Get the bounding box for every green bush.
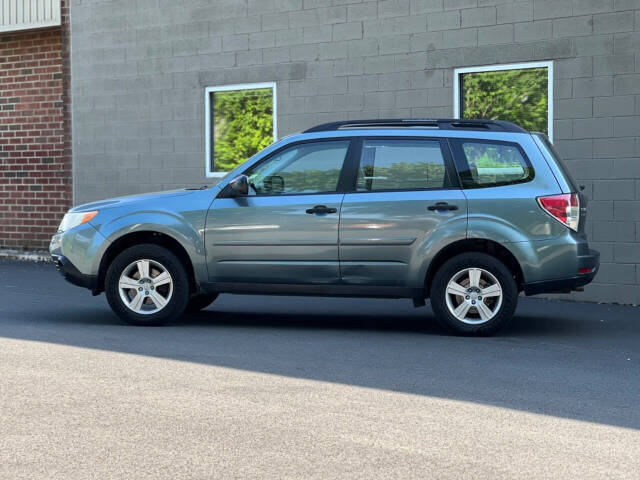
[461,68,548,135]
[213,88,274,172]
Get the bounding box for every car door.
[205,139,353,285]
[339,137,468,287]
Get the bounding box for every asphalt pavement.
[0,259,639,479]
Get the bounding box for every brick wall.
[70,0,640,304]
[0,0,71,251]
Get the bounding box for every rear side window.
[356,139,450,191]
[450,139,534,188]
[535,133,579,192]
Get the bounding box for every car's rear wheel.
[105,244,190,326]
[430,252,517,336]
[185,293,219,313]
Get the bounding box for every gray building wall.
[70,0,640,304]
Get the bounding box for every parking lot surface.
[1,259,639,479]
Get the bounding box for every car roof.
[303,118,527,134]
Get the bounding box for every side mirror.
[227,174,249,197]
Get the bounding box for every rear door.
[339,137,468,287]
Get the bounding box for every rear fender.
[466,217,584,283]
[410,216,468,287]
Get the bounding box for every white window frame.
[453,61,554,142]
[205,82,277,178]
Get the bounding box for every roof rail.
[303,118,527,134]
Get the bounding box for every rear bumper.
[52,254,98,292]
[523,249,600,295]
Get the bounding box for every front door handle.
[306,205,337,215]
[427,202,459,211]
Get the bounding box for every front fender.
[92,210,207,285]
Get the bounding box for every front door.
[205,139,352,285]
[339,138,468,287]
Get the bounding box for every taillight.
[537,193,580,231]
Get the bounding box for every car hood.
[70,188,210,212]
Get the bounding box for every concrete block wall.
[70,0,640,304]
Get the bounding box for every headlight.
[58,211,98,233]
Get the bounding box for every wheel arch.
[97,231,198,295]
[424,238,524,297]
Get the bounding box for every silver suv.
[50,119,599,335]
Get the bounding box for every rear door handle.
[306,205,337,215]
[427,202,458,211]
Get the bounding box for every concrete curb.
[0,249,52,262]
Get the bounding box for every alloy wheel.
[445,267,503,324]
[118,259,173,315]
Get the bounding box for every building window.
[205,83,277,177]
[453,62,553,141]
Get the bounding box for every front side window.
[454,62,552,141]
[356,139,449,192]
[450,139,534,188]
[206,83,276,176]
[245,140,350,195]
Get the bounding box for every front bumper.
[49,222,106,293]
[51,254,99,292]
[523,249,600,295]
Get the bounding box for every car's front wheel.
[430,252,518,336]
[105,244,190,326]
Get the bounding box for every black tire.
[184,293,219,313]
[105,244,190,326]
[429,252,518,336]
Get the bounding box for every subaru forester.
[50,119,599,335]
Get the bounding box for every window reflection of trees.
[461,68,548,135]
[358,162,446,191]
[246,142,349,195]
